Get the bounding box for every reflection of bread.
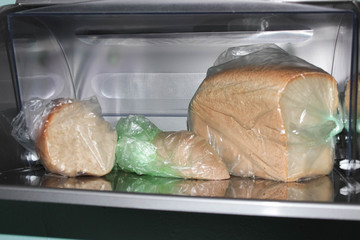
[286,176,333,201]
[42,175,112,191]
[190,65,338,182]
[226,176,332,201]
[110,172,229,197]
[36,100,117,177]
[153,131,230,180]
[176,179,229,197]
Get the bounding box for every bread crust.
[36,102,70,175]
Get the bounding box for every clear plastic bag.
[11,97,117,177]
[11,98,55,154]
[114,115,230,180]
[188,44,343,182]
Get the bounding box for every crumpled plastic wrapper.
[188,44,343,182]
[114,115,229,180]
[11,97,117,177]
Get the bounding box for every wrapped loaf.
[115,115,230,180]
[12,97,117,177]
[189,44,343,182]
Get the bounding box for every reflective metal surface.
[15,0,354,5]
[0,168,338,201]
[0,166,360,220]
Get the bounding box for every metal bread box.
[0,0,359,221]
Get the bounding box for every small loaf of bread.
[36,99,117,177]
[115,115,230,180]
[189,45,342,182]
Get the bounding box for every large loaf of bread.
[189,45,341,182]
[36,99,117,177]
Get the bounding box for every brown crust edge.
[35,102,72,176]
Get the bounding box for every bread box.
[0,0,359,222]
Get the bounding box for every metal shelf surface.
[0,167,360,221]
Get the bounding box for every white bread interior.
[36,100,117,177]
